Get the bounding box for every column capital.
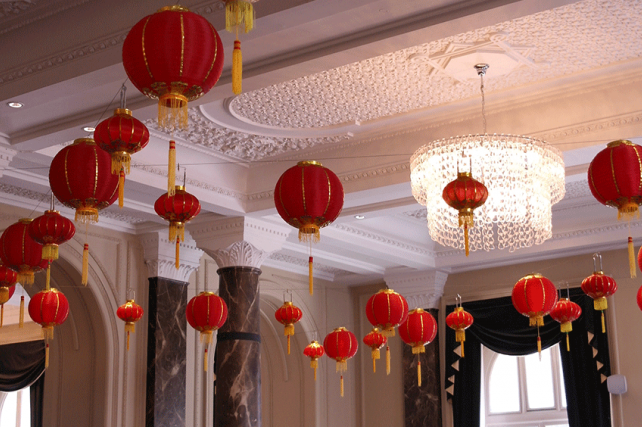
[139,229,203,282]
[384,269,448,310]
[206,240,270,269]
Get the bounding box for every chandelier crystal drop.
[410,65,565,253]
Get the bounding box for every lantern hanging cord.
[476,64,489,135]
[89,77,130,134]
[26,189,52,220]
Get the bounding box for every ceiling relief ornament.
[144,109,350,161]
[0,1,36,18]
[230,0,642,129]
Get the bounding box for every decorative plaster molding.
[550,220,642,242]
[0,1,37,19]
[384,270,448,309]
[539,111,642,142]
[140,230,203,282]
[267,252,348,276]
[562,180,592,200]
[332,223,433,256]
[0,0,89,35]
[207,240,270,269]
[0,182,47,202]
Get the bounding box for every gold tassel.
[601,311,606,333]
[118,168,125,208]
[204,347,208,372]
[82,243,89,285]
[287,334,291,355]
[1,304,3,328]
[386,345,391,375]
[45,264,51,291]
[125,323,135,351]
[309,256,313,296]
[537,335,542,359]
[311,359,318,381]
[461,340,465,358]
[464,223,470,256]
[168,141,176,196]
[19,296,24,328]
[373,356,376,373]
[232,39,242,95]
[629,237,636,278]
[45,343,49,369]
[126,331,131,351]
[340,375,344,397]
[417,359,422,387]
[566,333,570,352]
[175,236,180,270]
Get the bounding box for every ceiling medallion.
[410,64,565,253]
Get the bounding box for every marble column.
[385,270,448,427]
[141,230,203,427]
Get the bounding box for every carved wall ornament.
[208,240,271,269]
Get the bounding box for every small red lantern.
[0,219,48,286]
[186,291,228,371]
[28,288,69,368]
[323,327,358,397]
[155,185,201,269]
[512,273,558,355]
[95,108,150,208]
[117,299,144,351]
[303,340,324,381]
[274,161,344,295]
[446,305,474,357]
[29,210,76,290]
[399,308,438,387]
[550,298,582,352]
[0,284,15,328]
[581,254,617,333]
[363,328,387,373]
[442,171,488,256]
[588,140,642,277]
[0,266,18,328]
[274,301,303,355]
[637,286,642,311]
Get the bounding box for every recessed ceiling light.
[7,102,23,108]
[83,126,95,132]
[355,215,365,220]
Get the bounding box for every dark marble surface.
[215,267,262,427]
[402,308,442,427]
[146,277,188,427]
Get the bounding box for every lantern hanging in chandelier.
[511,273,558,357]
[365,288,408,375]
[363,328,387,373]
[588,139,642,278]
[445,296,474,357]
[0,219,48,286]
[410,64,565,254]
[303,340,324,381]
[323,327,358,397]
[581,253,617,334]
[398,308,438,387]
[274,299,303,355]
[186,291,228,371]
[117,298,144,351]
[274,161,344,295]
[221,0,258,94]
[550,297,581,352]
[28,288,69,368]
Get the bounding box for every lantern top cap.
[114,108,132,117]
[332,326,348,333]
[454,306,464,313]
[378,288,398,295]
[457,171,472,178]
[18,218,33,224]
[607,139,634,148]
[125,299,136,304]
[410,307,425,314]
[297,160,322,167]
[281,301,294,307]
[73,137,95,146]
[157,5,190,13]
[308,340,321,346]
[44,210,60,215]
[198,291,217,297]
[520,273,544,280]
[175,185,186,192]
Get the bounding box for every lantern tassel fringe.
[18,271,34,286]
[299,226,320,243]
[336,360,347,373]
[42,245,59,261]
[381,328,396,338]
[412,345,426,355]
[159,99,188,132]
[82,243,89,286]
[75,209,99,224]
[386,345,391,375]
[111,154,132,175]
[225,1,254,33]
[168,141,176,196]
[629,237,636,278]
[118,168,125,209]
[232,39,242,95]
[19,296,24,328]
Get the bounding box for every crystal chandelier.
[410,64,565,253]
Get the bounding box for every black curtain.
[445,288,611,427]
[0,340,46,427]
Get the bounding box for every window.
[0,388,31,427]
[481,344,568,427]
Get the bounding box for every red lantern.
[442,171,488,256]
[0,219,48,286]
[581,254,617,334]
[122,5,224,131]
[365,289,409,337]
[28,288,69,368]
[511,273,558,355]
[323,327,358,397]
[550,298,582,352]
[117,299,144,351]
[274,301,303,355]
[399,308,437,387]
[363,328,387,373]
[0,283,15,328]
[588,140,642,277]
[154,185,201,269]
[446,306,474,357]
[0,266,18,328]
[221,0,257,94]
[95,108,150,208]
[637,285,642,311]
[186,291,228,371]
[274,161,344,295]
[29,210,76,290]
[303,340,324,381]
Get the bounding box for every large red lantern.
[0,219,48,286]
[588,140,642,277]
[581,254,617,334]
[446,305,474,357]
[442,171,488,256]
[512,273,558,355]
[399,308,438,386]
[154,185,201,269]
[95,108,150,208]
[323,327,358,397]
[186,291,228,371]
[117,299,144,351]
[363,328,387,373]
[274,161,344,295]
[0,266,18,328]
[28,288,69,368]
[303,340,324,381]
[122,5,224,131]
[29,210,75,290]
[550,298,582,352]
[274,301,303,355]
